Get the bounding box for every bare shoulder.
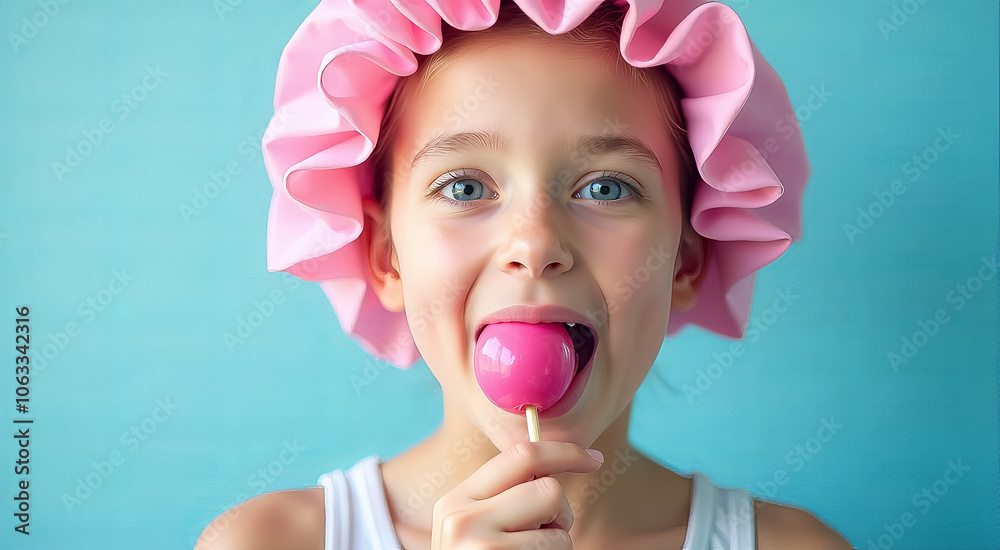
[195,487,326,550]
[754,499,854,550]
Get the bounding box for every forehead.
[390,35,674,167]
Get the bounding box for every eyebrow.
[410,129,510,170]
[408,128,662,173]
[564,134,663,173]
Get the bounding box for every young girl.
[199,0,852,548]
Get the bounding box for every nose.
[496,191,573,278]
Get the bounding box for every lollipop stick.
[526,405,541,442]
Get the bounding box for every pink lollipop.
[474,322,576,441]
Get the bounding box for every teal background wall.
[1,1,996,548]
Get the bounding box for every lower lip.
[537,348,595,419]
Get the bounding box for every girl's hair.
[370,0,699,236]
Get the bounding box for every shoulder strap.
[683,473,756,550]
[317,456,400,550]
[318,469,353,550]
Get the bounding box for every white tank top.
[318,455,756,549]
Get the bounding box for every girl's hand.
[431,441,604,549]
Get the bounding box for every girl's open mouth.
[536,322,598,419]
[562,322,596,376]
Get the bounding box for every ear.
[361,196,404,312]
[671,224,708,311]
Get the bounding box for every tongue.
[474,322,577,414]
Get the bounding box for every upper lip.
[475,305,598,343]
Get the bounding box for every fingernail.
[586,448,604,463]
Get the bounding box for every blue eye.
[578,178,632,201]
[428,169,644,207]
[428,169,497,205]
[444,178,486,201]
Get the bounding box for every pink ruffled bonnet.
[262,0,810,367]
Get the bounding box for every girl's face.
[367,36,703,449]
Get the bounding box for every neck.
[381,402,689,543]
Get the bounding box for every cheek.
[393,221,480,353]
[600,227,678,381]
[600,223,676,309]
[398,221,482,284]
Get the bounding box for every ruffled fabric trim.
[262,0,810,367]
